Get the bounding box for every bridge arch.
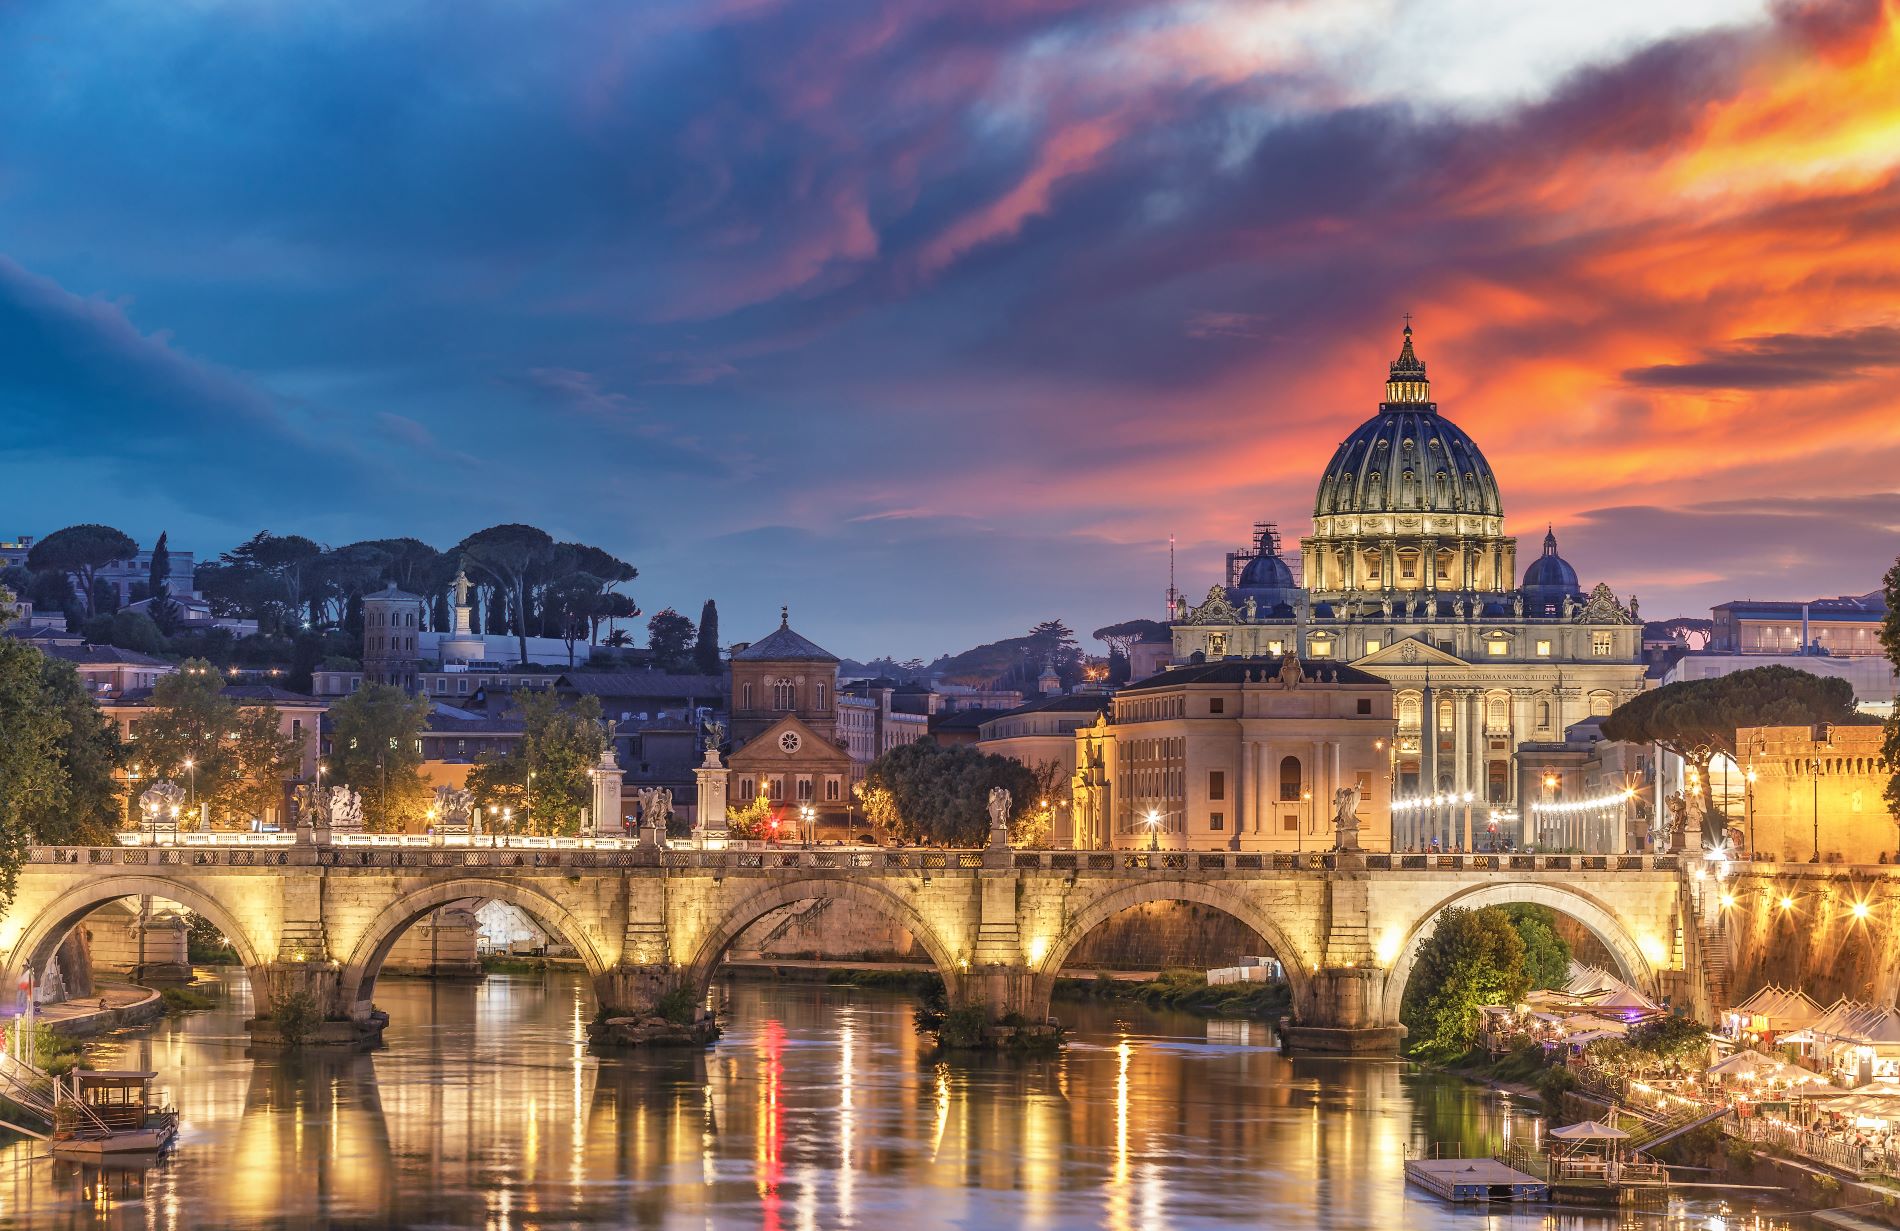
[684,877,965,1005]
[338,878,611,1019]
[3,874,270,1002]
[1029,879,1316,1018]
[1378,881,1658,1024]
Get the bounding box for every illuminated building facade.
[1170,325,1648,826]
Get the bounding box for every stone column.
[588,746,624,838]
[1421,538,1438,592]
[1235,736,1251,849]
[692,748,731,847]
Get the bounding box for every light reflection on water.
[0,971,1804,1230]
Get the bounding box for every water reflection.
[0,971,1803,1230]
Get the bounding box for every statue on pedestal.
[139,781,188,833]
[986,787,1011,848]
[432,786,474,833]
[1332,786,1363,852]
[328,786,365,835]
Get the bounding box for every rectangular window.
[1356,698,1372,715]
[1487,640,1507,656]
[1364,639,1381,655]
[1592,631,1612,657]
[825,777,841,801]
[1208,770,1225,801]
[1209,697,1225,715]
[769,777,784,800]
[1283,813,1299,832]
[1535,640,1551,657]
[739,778,754,799]
[1209,812,1224,831]
[1267,640,1284,656]
[796,777,813,801]
[1309,641,1333,658]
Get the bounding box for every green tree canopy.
[861,740,1038,846]
[0,638,70,905]
[27,524,138,619]
[1500,904,1572,991]
[1601,665,1861,844]
[326,683,433,832]
[1400,905,1530,1060]
[457,524,554,664]
[465,691,609,835]
[135,660,305,827]
[646,608,696,671]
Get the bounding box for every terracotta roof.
[556,671,727,699]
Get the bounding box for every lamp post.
[799,803,815,848]
[1808,757,1822,864]
[1300,789,1312,853]
[526,770,535,833]
[183,758,197,807]
[1144,808,1160,852]
[1744,767,1757,860]
[1541,772,1559,850]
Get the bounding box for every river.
[0,969,1807,1230]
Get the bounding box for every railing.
[31,843,1704,875]
[1723,1116,1900,1180]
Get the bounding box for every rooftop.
[732,610,839,663]
[1120,657,1387,692]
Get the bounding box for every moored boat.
[50,1070,178,1159]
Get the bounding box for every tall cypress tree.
[485,585,509,635]
[146,531,179,634]
[694,599,721,674]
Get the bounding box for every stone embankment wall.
[728,896,1265,971]
[383,907,482,975]
[1724,867,1900,1006]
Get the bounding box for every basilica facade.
[1168,325,1647,832]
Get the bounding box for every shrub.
[655,986,698,1026]
[161,986,217,1013]
[936,1005,990,1049]
[268,990,322,1047]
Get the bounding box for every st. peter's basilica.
[1168,325,1646,819]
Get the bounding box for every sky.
[2,0,1898,661]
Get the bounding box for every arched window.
[1486,694,1508,730]
[1398,693,1420,729]
[773,679,795,710]
[1537,701,1551,728]
[1588,691,1614,717]
[1279,755,1303,802]
[816,682,828,711]
[1438,698,1454,733]
[742,682,753,710]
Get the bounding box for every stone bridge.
[0,842,1698,1052]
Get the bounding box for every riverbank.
[27,981,165,1038]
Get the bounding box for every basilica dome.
[1312,326,1502,521]
[1298,324,1518,596]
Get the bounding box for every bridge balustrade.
[24,843,1702,875]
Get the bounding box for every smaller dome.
[1239,552,1294,590]
[1522,526,1581,592]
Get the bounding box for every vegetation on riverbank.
[27,1024,87,1076]
[161,985,218,1013]
[1401,904,1572,1060]
[823,968,945,993]
[480,954,580,974]
[1056,969,1293,1020]
[186,913,240,965]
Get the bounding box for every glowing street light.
[1144,808,1161,852]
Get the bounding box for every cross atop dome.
[1383,319,1432,408]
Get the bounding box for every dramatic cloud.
[0,0,1894,656]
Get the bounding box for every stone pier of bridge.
[0,843,1695,1053]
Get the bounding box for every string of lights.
[1392,792,1476,812]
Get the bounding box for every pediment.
[1353,636,1468,668]
[728,714,851,767]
